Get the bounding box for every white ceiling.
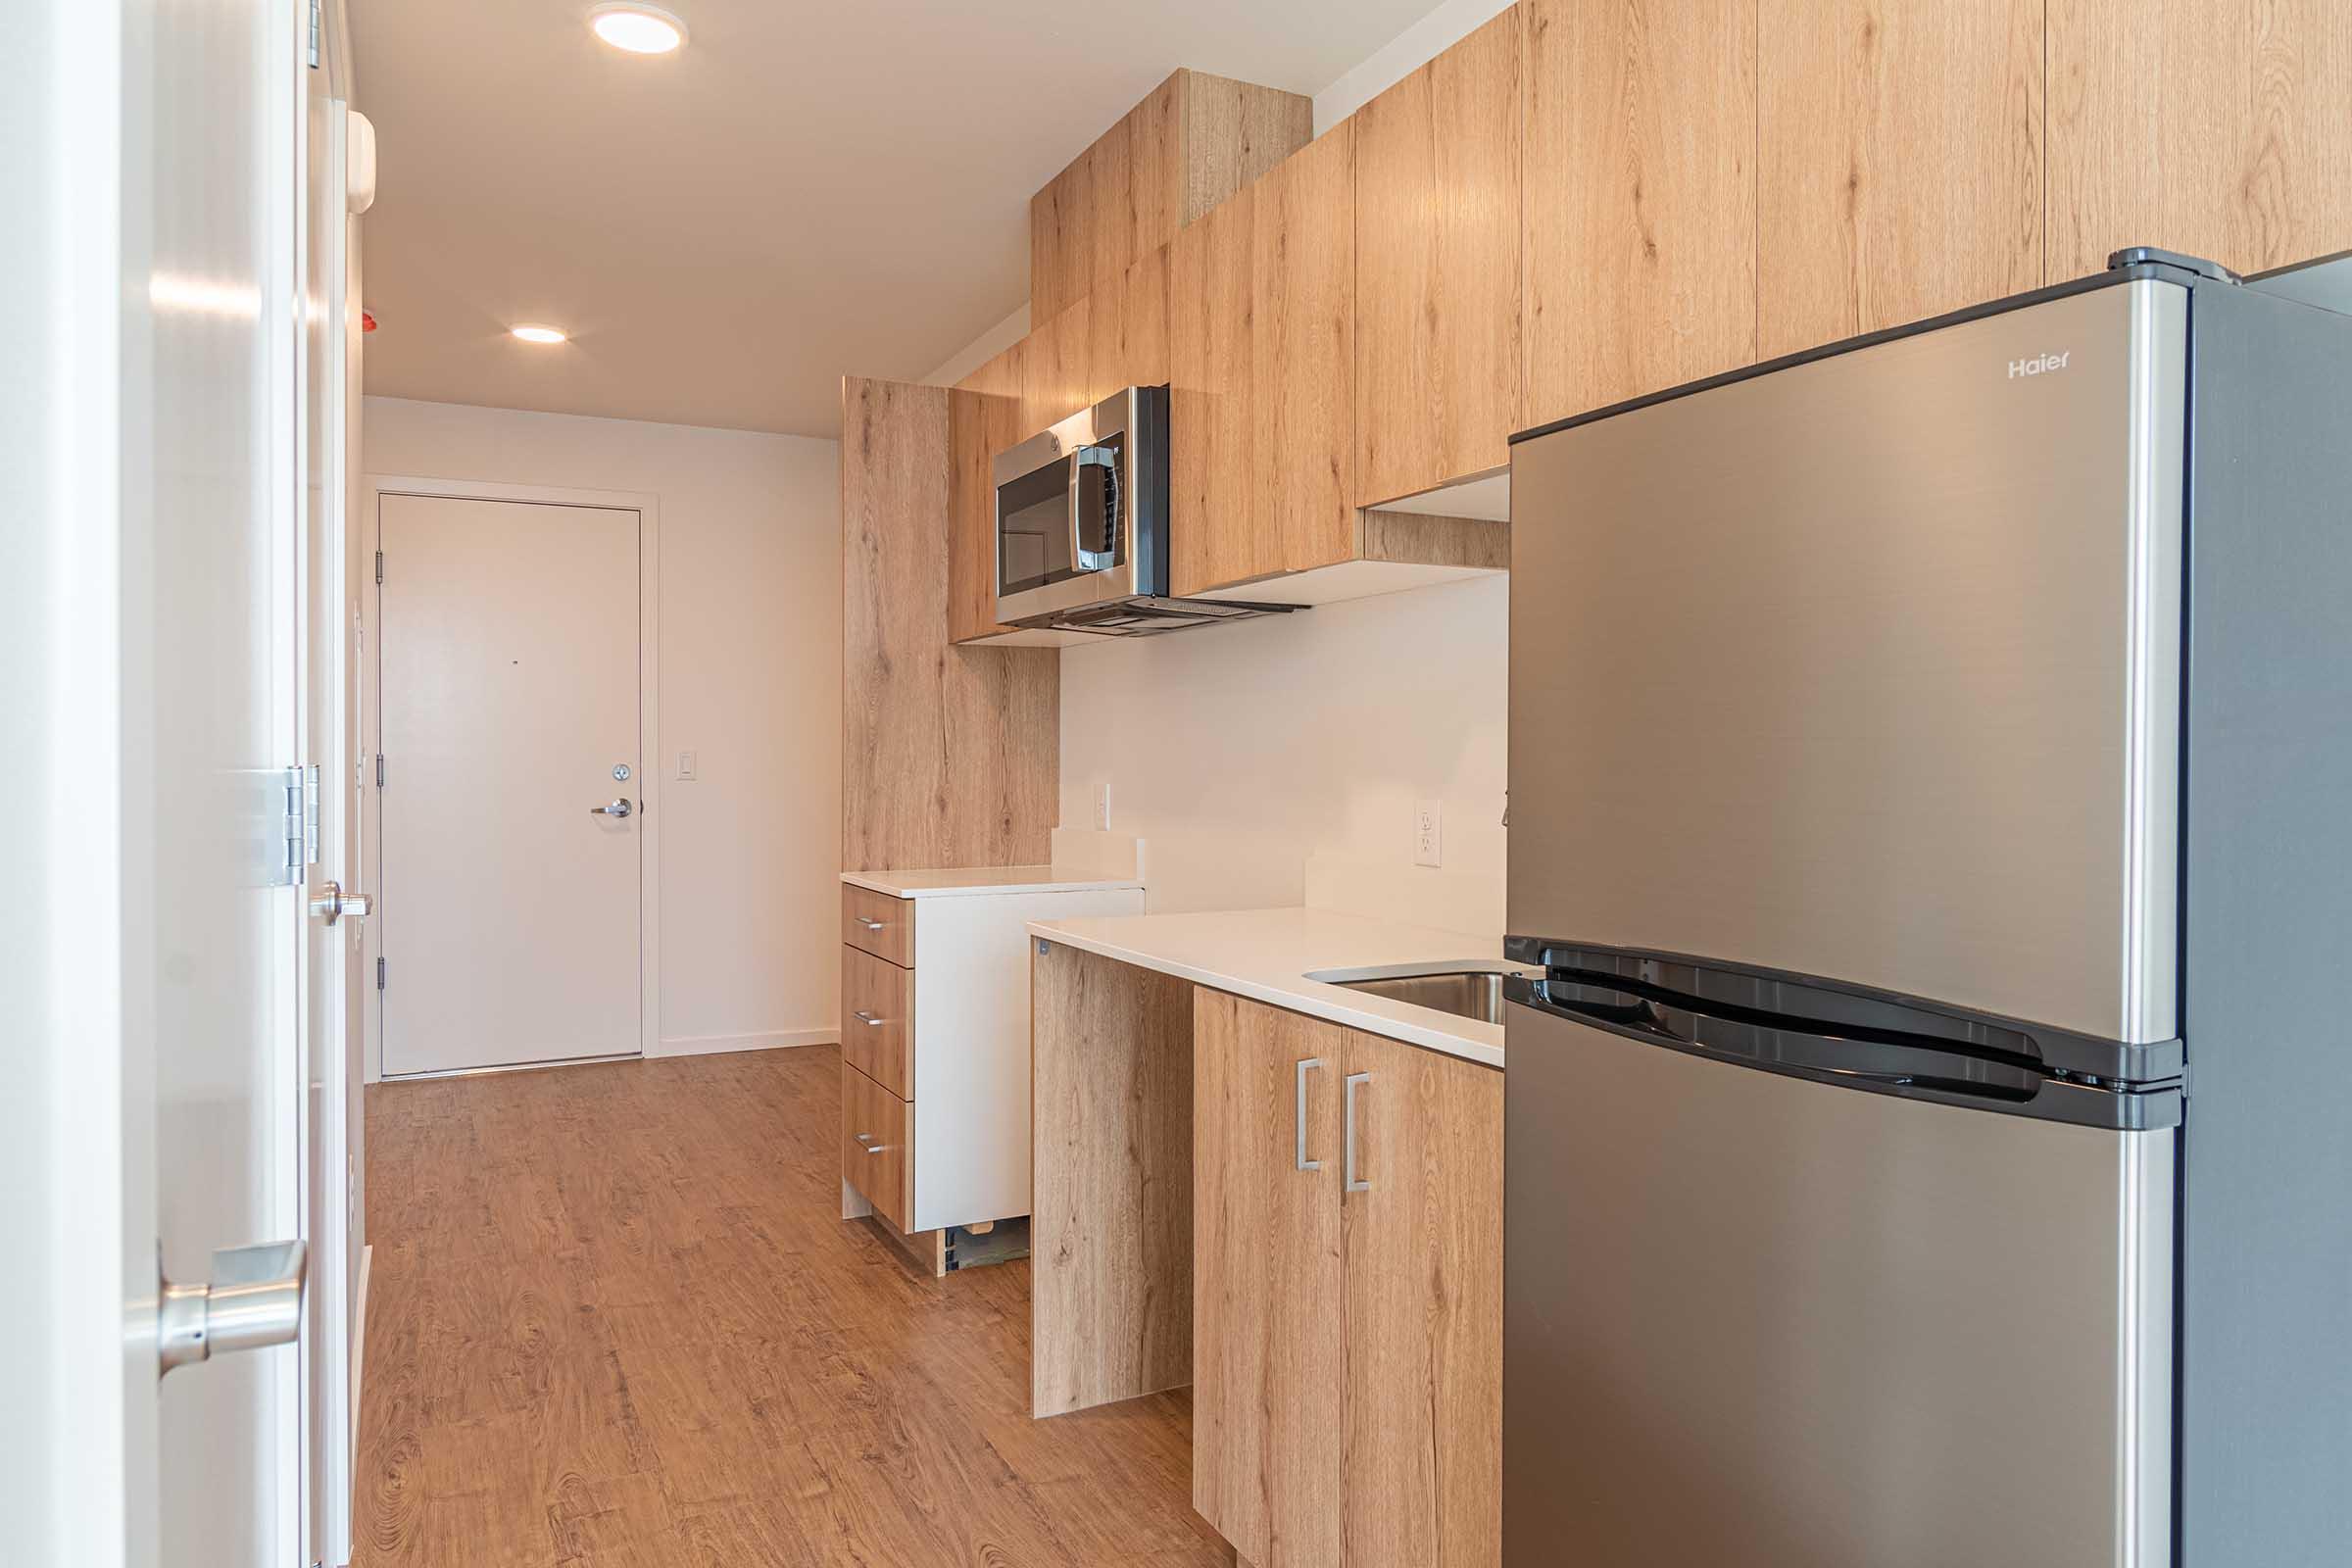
[351,0,1438,438]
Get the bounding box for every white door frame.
[360,473,662,1082]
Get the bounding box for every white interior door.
[376,494,645,1075]
[127,0,312,1558]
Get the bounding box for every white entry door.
[376,494,646,1075]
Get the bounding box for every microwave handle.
[1070,447,1120,573]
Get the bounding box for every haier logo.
[2008,351,2071,379]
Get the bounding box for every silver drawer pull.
[863,1144,890,1156]
[853,1010,885,1027]
[1344,1072,1371,1193]
[1295,1057,1325,1172]
[855,916,887,930]
[854,1132,872,1143]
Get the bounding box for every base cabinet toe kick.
[1029,941,1503,1567]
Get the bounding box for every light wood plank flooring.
[356,1046,1228,1566]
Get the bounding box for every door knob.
[157,1239,306,1377]
[590,798,634,818]
[307,879,372,926]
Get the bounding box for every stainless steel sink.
[1303,960,1530,1026]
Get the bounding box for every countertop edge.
[1027,918,1506,1070]
[841,869,1147,900]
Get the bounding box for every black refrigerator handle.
[1504,973,2182,1133]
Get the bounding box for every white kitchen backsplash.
[1059,571,1508,921]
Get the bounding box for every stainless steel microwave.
[993,385,1297,636]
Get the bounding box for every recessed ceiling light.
[589,4,687,54]
[511,323,568,344]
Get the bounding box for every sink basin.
[1304,960,1531,1026]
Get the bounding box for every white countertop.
[842,864,1146,900]
[1026,906,1512,1068]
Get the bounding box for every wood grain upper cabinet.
[1033,70,1312,322]
[1193,991,1503,1568]
[1758,0,2044,359]
[1086,242,1172,408]
[1338,1029,1503,1568]
[1521,0,1758,430]
[1193,990,1346,1568]
[1253,122,1356,581]
[947,343,1023,644]
[2047,0,2352,280]
[1351,7,1524,507]
[1170,180,1267,596]
[1021,297,1094,438]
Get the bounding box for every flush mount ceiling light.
[589,3,687,54]
[511,323,568,344]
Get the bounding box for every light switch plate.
[1414,799,1443,867]
[677,749,698,781]
[1093,781,1111,831]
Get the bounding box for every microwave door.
[998,457,1073,599]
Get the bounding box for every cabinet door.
[1022,296,1094,436]
[1352,6,1523,507]
[1194,990,1345,1568]
[1337,1029,1503,1568]
[1522,0,1757,428]
[1170,183,1267,596]
[2048,0,2352,279]
[1087,242,1172,408]
[1254,122,1356,577]
[1759,0,2043,359]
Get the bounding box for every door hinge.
[374,549,383,584]
[376,956,385,991]
[308,0,322,68]
[374,754,385,788]
[280,764,319,887]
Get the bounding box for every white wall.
[1061,574,1509,932]
[362,396,843,1054]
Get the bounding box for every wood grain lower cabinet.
[842,1059,911,1232]
[1193,990,1502,1568]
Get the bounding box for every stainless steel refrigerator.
[1502,248,2352,1568]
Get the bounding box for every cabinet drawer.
[842,884,914,967]
[842,1061,911,1232]
[841,943,913,1098]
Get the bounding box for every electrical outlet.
[677,749,698,781]
[1093,781,1111,831]
[1414,799,1443,867]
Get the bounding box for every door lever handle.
[590,798,634,818]
[157,1239,306,1377]
[307,879,372,926]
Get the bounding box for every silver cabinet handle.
[852,1010,885,1027]
[306,878,372,926]
[1344,1072,1371,1193]
[855,915,886,930]
[1295,1057,1325,1171]
[590,798,633,818]
[157,1239,306,1377]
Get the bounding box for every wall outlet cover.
[1414,798,1443,867]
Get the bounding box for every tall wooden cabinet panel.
[1087,242,1172,406]
[1170,183,1270,596]
[1521,0,1758,429]
[1193,990,1346,1568]
[1351,6,1524,507]
[1758,0,2044,358]
[947,344,1023,644]
[1338,1029,1504,1568]
[2048,0,2352,280]
[840,376,1054,870]
[1253,122,1356,580]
